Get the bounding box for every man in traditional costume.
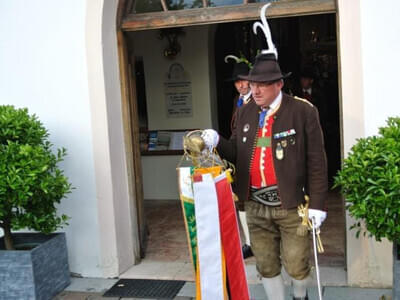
[225,55,254,259]
[224,55,252,131]
[200,5,328,299]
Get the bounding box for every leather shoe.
[242,244,253,259]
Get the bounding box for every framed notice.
[164,63,193,118]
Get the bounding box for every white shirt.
[262,91,282,114]
[240,90,252,105]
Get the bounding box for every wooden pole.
[203,0,208,7]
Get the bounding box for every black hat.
[238,53,291,82]
[225,62,250,82]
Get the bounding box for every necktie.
[237,96,244,107]
[258,108,268,128]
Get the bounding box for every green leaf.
[335,117,400,243]
[0,105,72,240]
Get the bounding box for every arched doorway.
[114,0,346,282]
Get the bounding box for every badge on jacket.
[273,129,296,139]
[276,143,284,160]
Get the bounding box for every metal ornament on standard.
[182,130,225,168]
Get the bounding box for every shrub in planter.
[0,105,72,299]
[0,105,72,249]
[334,117,400,298]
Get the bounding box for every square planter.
[394,242,400,300]
[0,232,70,300]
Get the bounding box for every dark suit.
[218,93,328,211]
[230,95,254,133]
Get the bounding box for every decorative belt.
[250,185,281,206]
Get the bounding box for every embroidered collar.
[241,91,252,104]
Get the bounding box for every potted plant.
[0,105,72,299]
[334,117,400,300]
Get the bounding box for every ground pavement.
[54,277,392,300]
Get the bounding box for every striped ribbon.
[215,173,250,300]
[193,173,226,300]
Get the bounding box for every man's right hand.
[201,129,219,151]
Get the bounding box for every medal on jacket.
[276,143,284,160]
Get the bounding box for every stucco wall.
[338,0,400,287]
[360,0,400,135]
[0,0,102,276]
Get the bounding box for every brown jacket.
[231,95,254,132]
[217,93,328,211]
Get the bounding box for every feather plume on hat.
[238,4,291,82]
[253,3,278,59]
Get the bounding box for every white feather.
[252,4,278,59]
[224,55,240,63]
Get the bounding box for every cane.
[311,217,323,300]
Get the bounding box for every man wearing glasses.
[201,53,328,300]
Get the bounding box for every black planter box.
[394,242,400,300]
[0,233,70,300]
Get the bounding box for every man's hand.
[308,209,327,229]
[201,129,219,151]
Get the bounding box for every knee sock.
[262,275,285,300]
[238,210,251,245]
[292,276,309,298]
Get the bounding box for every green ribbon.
[257,137,271,147]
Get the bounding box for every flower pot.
[394,242,400,300]
[0,232,70,300]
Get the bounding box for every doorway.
[120,13,344,280]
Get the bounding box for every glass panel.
[209,0,243,7]
[209,0,280,6]
[134,0,163,13]
[133,0,285,13]
[253,0,281,3]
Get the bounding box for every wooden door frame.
[115,0,342,267]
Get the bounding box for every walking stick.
[311,217,323,300]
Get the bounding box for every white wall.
[86,0,138,275]
[338,0,399,287]
[131,26,217,200]
[0,1,101,276]
[141,156,182,199]
[360,0,400,135]
[131,26,216,131]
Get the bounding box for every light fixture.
[158,28,185,59]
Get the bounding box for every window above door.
[120,0,336,31]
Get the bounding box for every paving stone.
[53,291,118,300]
[65,277,118,293]
[176,282,196,297]
[323,287,392,300]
